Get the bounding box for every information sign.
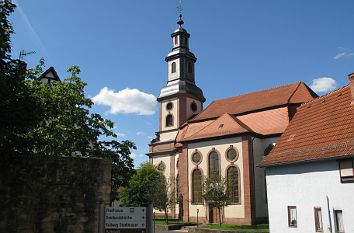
[105,207,147,230]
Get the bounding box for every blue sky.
[10,0,354,166]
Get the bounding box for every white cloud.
[92,87,157,115]
[310,77,337,93]
[130,152,145,159]
[136,131,145,136]
[334,48,354,60]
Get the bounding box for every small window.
[166,102,173,111]
[288,206,297,228]
[338,159,354,183]
[158,161,166,172]
[314,207,323,232]
[166,114,173,127]
[334,210,344,233]
[171,62,176,73]
[174,36,178,45]
[192,151,202,164]
[226,146,238,162]
[190,102,197,112]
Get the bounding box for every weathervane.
[177,0,183,15]
[177,0,184,27]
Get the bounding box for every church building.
[148,15,317,225]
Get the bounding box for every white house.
[260,74,354,233]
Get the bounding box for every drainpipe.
[250,136,256,225]
[326,196,332,233]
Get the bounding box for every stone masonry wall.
[0,155,111,233]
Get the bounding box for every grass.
[153,219,195,225]
[201,224,269,232]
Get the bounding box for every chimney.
[349,72,354,105]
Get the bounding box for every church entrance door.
[208,205,219,224]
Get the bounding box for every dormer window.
[171,62,176,73]
[166,114,173,127]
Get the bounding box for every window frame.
[165,114,174,127]
[225,145,239,162]
[226,165,240,204]
[171,62,176,73]
[338,159,354,183]
[334,210,345,233]
[314,207,323,232]
[288,206,297,228]
[191,168,203,204]
[208,149,220,177]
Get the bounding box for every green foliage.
[202,174,228,225]
[0,0,42,156]
[24,61,136,200]
[120,163,167,207]
[0,1,135,201]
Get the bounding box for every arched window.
[192,169,202,204]
[227,166,240,204]
[209,151,219,177]
[171,62,176,73]
[166,114,173,127]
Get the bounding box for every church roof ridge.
[191,81,316,122]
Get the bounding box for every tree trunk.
[165,208,168,224]
[218,207,222,226]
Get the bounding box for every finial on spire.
[177,14,184,28]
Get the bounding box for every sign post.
[105,206,152,233]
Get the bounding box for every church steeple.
[158,15,205,102]
[157,16,205,131]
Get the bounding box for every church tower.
[157,15,205,134]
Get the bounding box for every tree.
[0,1,136,201]
[154,176,178,223]
[24,63,136,200]
[202,175,228,225]
[120,163,166,207]
[0,0,41,156]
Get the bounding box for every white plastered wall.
[187,137,245,219]
[266,160,354,233]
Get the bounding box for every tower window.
[187,62,193,73]
[171,62,176,73]
[166,102,173,111]
[166,114,173,127]
[174,36,178,45]
[190,102,197,112]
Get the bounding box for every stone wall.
[0,155,111,233]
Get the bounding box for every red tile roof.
[191,82,317,121]
[260,85,354,167]
[177,107,290,142]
